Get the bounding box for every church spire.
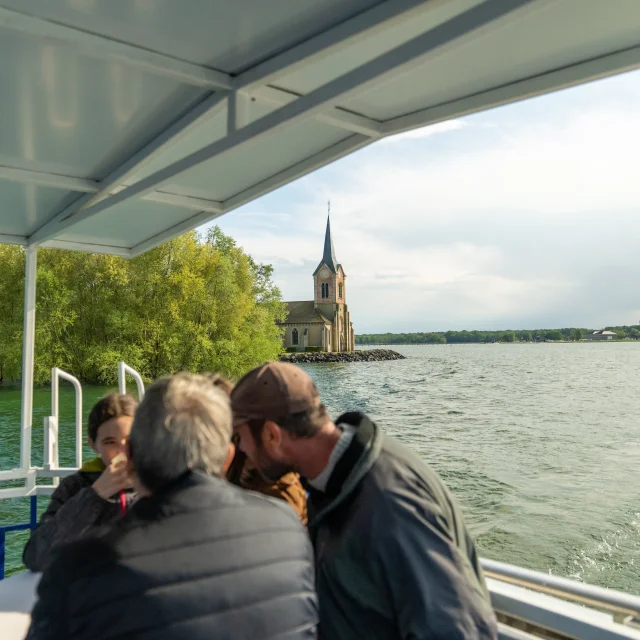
[322,201,338,273]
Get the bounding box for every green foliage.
[0,245,25,383]
[0,229,285,385]
[304,346,322,352]
[356,325,640,345]
[286,347,298,353]
[356,332,445,345]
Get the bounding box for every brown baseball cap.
[231,361,320,426]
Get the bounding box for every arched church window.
[338,283,343,299]
[292,328,299,345]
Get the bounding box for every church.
[278,216,354,352]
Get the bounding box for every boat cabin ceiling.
[0,0,639,258]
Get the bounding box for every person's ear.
[88,438,98,454]
[223,442,236,474]
[262,420,283,455]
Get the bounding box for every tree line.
[356,326,640,345]
[0,228,286,385]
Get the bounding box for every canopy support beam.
[0,6,232,90]
[29,0,539,246]
[20,246,37,471]
[0,2,429,92]
[130,133,374,257]
[23,1,434,248]
[0,164,224,217]
[382,43,640,136]
[250,87,382,136]
[27,93,227,246]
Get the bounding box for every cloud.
[379,119,467,143]
[216,71,640,333]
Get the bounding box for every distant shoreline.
[356,325,640,346]
[356,340,638,346]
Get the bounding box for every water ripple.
[300,343,640,595]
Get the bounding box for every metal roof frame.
[0,0,637,257]
[40,0,538,238]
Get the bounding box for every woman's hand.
[92,456,133,500]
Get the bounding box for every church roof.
[322,215,338,273]
[313,216,338,275]
[278,301,332,325]
[313,215,346,276]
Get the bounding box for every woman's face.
[90,415,133,466]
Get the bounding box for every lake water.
[1,343,639,594]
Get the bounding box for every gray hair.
[130,373,232,491]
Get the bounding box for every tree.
[545,330,564,341]
[0,245,26,382]
[569,328,584,341]
[0,228,285,385]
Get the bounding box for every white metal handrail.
[50,367,83,469]
[117,361,144,399]
[482,558,640,620]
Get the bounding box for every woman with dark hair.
[23,393,138,572]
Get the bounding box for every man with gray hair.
[27,373,318,640]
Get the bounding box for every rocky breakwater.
[279,349,405,364]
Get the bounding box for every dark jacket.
[26,471,318,640]
[22,457,135,572]
[306,413,497,640]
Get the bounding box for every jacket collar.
[80,456,106,473]
[306,412,382,527]
[127,470,216,521]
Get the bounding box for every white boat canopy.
[0,0,639,257]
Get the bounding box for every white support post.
[19,246,37,471]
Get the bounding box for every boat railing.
[482,558,640,624]
[482,559,640,639]
[0,363,145,578]
[48,367,84,477]
[118,361,145,400]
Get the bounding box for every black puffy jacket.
[23,457,135,572]
[26,471,318,640]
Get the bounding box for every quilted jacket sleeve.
[22,473,108,572]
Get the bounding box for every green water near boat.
[1,343,639,594]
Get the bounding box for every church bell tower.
[313,204,352,351]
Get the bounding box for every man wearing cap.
[231,362,497,640]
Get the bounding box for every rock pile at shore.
[279,349,405,364]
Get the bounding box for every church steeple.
[322,213,338,274]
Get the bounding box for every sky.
[212,70,640,334]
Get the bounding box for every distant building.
[277,215,354,352]
[583,330,617,341]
